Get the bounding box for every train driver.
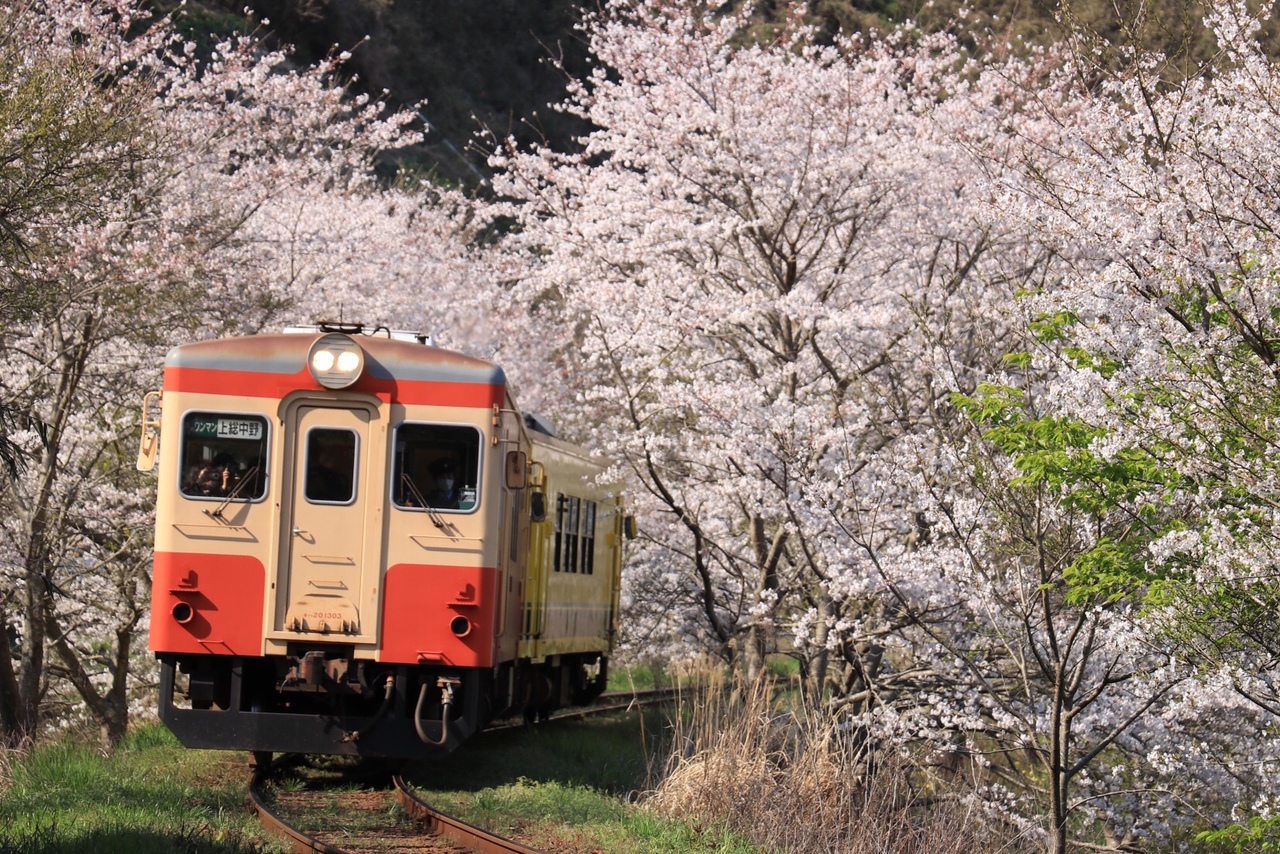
[425,458,461,508]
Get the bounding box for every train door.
[277,405,375,636]
[495,449,531,661]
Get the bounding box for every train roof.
[165,332,507,388]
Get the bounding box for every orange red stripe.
[150,551,266,655]
[380,564,498,666]
[164,367,505,408]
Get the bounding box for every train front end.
[143,327,535,759]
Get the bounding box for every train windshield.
[393,423,482,512]
[179,412,268,500]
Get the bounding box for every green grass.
[438,779,757,853]
[609,661,669,691]
[403,708,761,853]
[415,709,661,791]
[0,711,758,854]
[765,655,800,679]
[0,725,279,854]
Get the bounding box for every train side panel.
[519,433,623,705]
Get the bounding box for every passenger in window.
[183,463,212,496]
[211,453,239,495]
[426,458,461,509]
[183,457,232,497]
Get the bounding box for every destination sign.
[186,415,265,441]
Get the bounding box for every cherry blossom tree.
[0,2,149,319]
[0,0,486,746]
[896,2,1280,844]
[484,1,1280,847]
[485,0,1035,708]
[993,0,1280,678]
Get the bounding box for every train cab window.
[393,423,481,512]
[179,412,269,500]
[304,428,357,503]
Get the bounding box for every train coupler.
[281,650,352,693]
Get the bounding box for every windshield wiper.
[208,466,259,521]
[400,473,447,530]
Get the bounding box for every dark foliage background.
[173,0,1264,189]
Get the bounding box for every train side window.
[566,496,580,573]
[304,428,356,503]
[581,502,596,575]
[554,495,598,574]
[392,423,481,512]
[553,494,565,571]
[179,412,269,500]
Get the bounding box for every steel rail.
[249,764,350,854]
[246,692,680,853]
[484,686,682,733]
[545,685,682,722]
[393,775,545,854]
[598,686,681,702]
[249,761,546,854]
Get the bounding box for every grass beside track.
[0,709,758,853]
[398,708,757,853]
[0,725,273,853]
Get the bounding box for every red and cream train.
[139,324,626,760]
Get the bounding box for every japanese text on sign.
[187,416,265,440]
[217,418,262,439]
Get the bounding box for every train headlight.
[308,333,365,389]
[311,349,335,372]
[336,350,361,372]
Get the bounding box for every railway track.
[250,766,543,853]
[485,685,681,733]
[248,688,679,854]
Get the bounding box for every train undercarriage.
[157,649,609,760]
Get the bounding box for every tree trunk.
[14,449,57,745]
[0,608,28,746]
[744,515,786,681]
[805,591,832,709]
[2,315,95,745]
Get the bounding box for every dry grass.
[0,748,13,797]
[0,736,32,799]
[643,668,1035,854]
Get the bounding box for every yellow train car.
[520,431,625,710]
[140,324,626,760]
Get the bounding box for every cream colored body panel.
[154,387,508,662]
